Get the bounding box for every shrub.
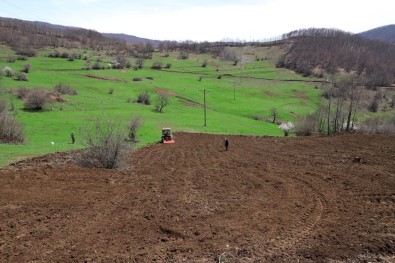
[0,111,25,144]
[60,52,69,58]
[3,66,14,77]
[67,54,75,61]
[137,92,151,105]
[23,89,47,111]
[15,49,36,57]
[14,72,28,81]
[92,62,102,70]
[127,116,142,142]
[294,115,317,136]
[133,77,142,81]
[357,117,395,134]
[278,122,295,136]
[53,83,77,95]
[146,76,154,80]
[17,56,28,61]
[7,57,16,63]
[14,87,30,99]
[22,63,31,73]
[151,61,163,70]
[77,116,132,169]
[108,88,114,94]
[165,63,172,69]
[201,59,208,67]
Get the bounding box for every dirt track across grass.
[1,133,394,262]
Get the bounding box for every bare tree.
[78,116,132,169]
[270,108,278,123]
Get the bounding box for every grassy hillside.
[0,45,321,166]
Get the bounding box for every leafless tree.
[24,88,47,111]
[270,108,278,123]
[78,115,132,169]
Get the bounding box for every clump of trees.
[277,28,395,87]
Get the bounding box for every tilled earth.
[0,133,394,262]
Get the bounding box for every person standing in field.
[224,138,229,151]
[71,132,75,144]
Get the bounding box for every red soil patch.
[1,133,395,262]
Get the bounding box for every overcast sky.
[0,0,393,41]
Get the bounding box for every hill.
[102,33,160,47]
[359,25,395,44]
[277,28,395,87]
[0,17,130,54]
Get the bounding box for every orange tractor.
[161,128,175,143]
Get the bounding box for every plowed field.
[1,133,395,262]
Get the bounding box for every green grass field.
[0,45,322,166]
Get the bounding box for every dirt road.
[1,133,394,262]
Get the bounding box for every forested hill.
[0,17,131,55]
[359,25,395,44]
[276,28,395,87]
[102,33,160,47]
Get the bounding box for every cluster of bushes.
[2,65,29,81]
[53,83,78,95]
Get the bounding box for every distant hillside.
[359,25,395,44]
[277,28,395,87]
[102,33,160,47]
[0,17,131,54]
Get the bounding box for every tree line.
[276,28,395,87]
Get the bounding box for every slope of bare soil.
[1,133,394,262]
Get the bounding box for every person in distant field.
[71,132,75,144]
[224,138,229,151]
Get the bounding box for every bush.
[15,49,36,57]
[53,83,77,95]
[127,116,142,142]
[92,62,102,70]
[165,63,172,69]
[14,72,28,81]
[108,88,114,94]
[133,77,142,81]
[68,54,75,61]
[24,89,47,111]
[151,61,163,70]
[3,66,14,77]
[201,59,208,67]
[22,63,31,73]
[0,111,25,144]
[146,76,154,80]
[17,56,28,61]
[357,117,395,134]
[7,57,16,63]
[294,115,317,136]
[77,116,132,169]
[137,92,151,105]
[14,87,29,99]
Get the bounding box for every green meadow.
[0,45,322,166]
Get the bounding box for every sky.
[0,0,394,42]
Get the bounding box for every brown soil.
[85,74,127,83]
[1,133,395,262]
